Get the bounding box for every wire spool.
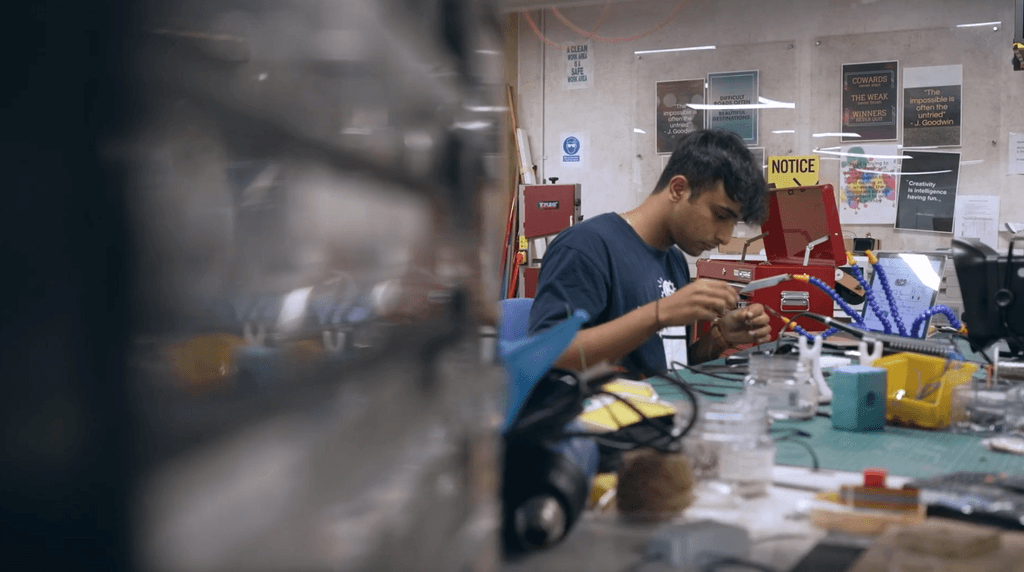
[616,449,696,523]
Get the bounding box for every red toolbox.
[696,185,845,337]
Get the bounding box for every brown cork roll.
[616,448,696,523]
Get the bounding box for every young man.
[528,129,773,376]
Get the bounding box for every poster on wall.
[655,79,705,154]
[706,70,758,144]
[564,41,592,90]
[559,131,587,169]
[895,150,961,233]
[954,195,1000,250]
[841,61,899,142]
[903,65,962,148]
[1010,132,1024,175]
[838,144,900,225]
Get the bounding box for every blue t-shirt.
[527,212,691,375]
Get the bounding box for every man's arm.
[551,301,660,370]
[552,279,745,370]
[688,323,730,364]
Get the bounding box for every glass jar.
[744,354,818,421]
[950,381,1009,434]
[684,393,775,498]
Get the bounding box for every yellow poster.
[768,155,820,188]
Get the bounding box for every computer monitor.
[860,252,946,338]
[952,238,1024,355]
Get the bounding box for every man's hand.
[718,303,773,346]
[658,279,740,326]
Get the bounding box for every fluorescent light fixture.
[812,132,861,138]
[771,129,796,134]
[453,120,492,131]
[960,159,985,165]
[341,127,373,135]
[465,105,508,112]
[858,169,952,176]
[813,148,910,160]
[634,45,716,55]
[687,96,795,110]
[956,21,1000,28]
[633,128,647,134]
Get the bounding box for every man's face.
[668,179,743,256]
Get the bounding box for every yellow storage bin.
[874,352,978,429]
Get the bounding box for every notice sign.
[560,131,587,169]
[767,155,819,188]
[895,150,961,233]
[903,65,962,147]
[564,42,591,90]
[842,61,898,142]
[707,70,759,144]
[656,79,705,154]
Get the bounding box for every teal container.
[830,365,887,431]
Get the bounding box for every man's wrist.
[709,322,734,351]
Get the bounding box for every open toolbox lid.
[761,184,845,267]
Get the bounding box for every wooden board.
[849,519,1024,572]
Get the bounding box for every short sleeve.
[528,244,610,336]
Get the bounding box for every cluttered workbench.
[647,365,1024,479]
[503,346,1024,572]
[498,234,1024,571]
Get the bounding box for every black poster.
[903,85,962,147]
[842,61,899,142]
[656,79,705,154]
[895,151,961,233]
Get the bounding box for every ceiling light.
[686,96,795,111]
[634,45,716,55]
[956,21,1000,28]
[813,148,910,160]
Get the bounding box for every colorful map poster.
[707,70,758,144]
[656,79,705,154]
[842,61,899,142]
[838,144,900,224]
[903,65,962,148]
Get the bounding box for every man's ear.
[666,175,690,203]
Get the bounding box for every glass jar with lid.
[744,353,818,421]
[684,393,775,498]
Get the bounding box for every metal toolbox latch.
[780,290,810,312]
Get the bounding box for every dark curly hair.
[654,129,768,224]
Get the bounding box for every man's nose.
[715,224,734,246]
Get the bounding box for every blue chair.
[498,297,534,344]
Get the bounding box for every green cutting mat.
[648,368,1024,479]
